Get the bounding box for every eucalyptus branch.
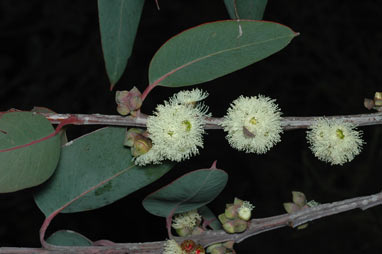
[34,111,382,130]
[1,191,381,254]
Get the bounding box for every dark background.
[1,1,382,253]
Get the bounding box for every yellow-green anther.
[336,129,345,139]
[249,117,257,125]
[182,120,192,132]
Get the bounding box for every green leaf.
[46,230,92,246]
[148,20,297,88]
[34,127,173,216]
[142,162,228,217]
[198,205,222,230]
[224,0,268,20]
[98,0,145,88]
[0,112,60,193]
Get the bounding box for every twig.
[27,111,382,130]
[1,191,381,254]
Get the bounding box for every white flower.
[135,90,209,166]
[221,95,283,154]
[170,88,209,106]
[163,239,183,254]
[172,210,201,230]
[306,118,364,165]
[238,201,255,221]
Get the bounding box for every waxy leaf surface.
[34,127,173,216]
[149,20,297,88]
[0,112,60,193]
[98,0,145,88]
[143,166,228,217]
[46,230,92,246]
[224,0,268,20]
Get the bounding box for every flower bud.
[222,221,236,234]
[124,128,145,147]
[126,86,143,111]
[206,243,222,253]
[131,136,152,157]
[176,227,192,237]
[210,246,226,254]
[233,197,244,206]
[115,87,142,116]
[116,104,130,116]
[222,241,235,250]
[283,202,300,214]
[364,98,375,110]
[218,213,229,224]
[292,191,306,207]
[224,205,238,219]
[233,219,247,233]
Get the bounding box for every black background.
[1,1,382,253]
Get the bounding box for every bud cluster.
[115,86,142,116]
[218,198,254,234]
[283,191,320,229]
[124,128,152,157]
[364,91,382,111]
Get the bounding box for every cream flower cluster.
[163,239,183,254]
[172,210,201,230]
[135,89,209,166]
[306,118,364,165]
[221,95,283,154]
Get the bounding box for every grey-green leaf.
[148,20,297,88]
[0,112,60,193]
[34,127,173,217]
[98,0,145,88]
[142,164,228,217]
[46,230,92,246]
[224,0,268,20]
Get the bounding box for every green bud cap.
[175,227,192,237]
[126,86,143,111]
[210,246,226,254]
[233,197,244,206]
[364,98,375,110]
[124,128,145,147]
[117,104,130,116]
[131,136,152,157]
[206,243,222,253]
[292,191,307,207]
[218,213,229,224]
[233,219,247,233]
[222,221,236,234]
[225,205,238,219]
[222,241,235,249]
[283,202,300,214]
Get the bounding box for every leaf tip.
[211,160,218,169]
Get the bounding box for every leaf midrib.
[151,33,295,86]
